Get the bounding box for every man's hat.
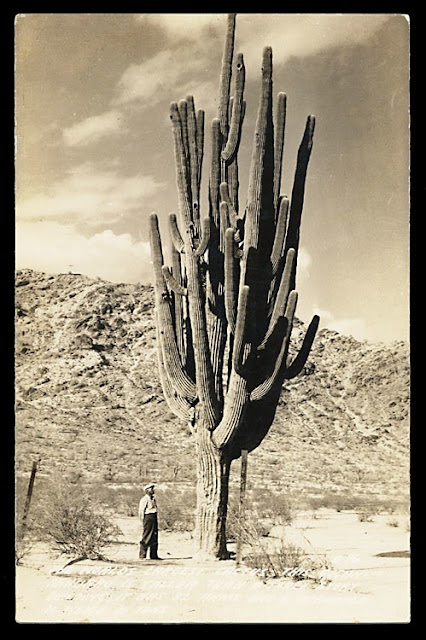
[144,483,155,490]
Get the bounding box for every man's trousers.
[140,513,159,559]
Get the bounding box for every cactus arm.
[227,123,244,216]
[270,196,289,277]
[211,285,252,449]
[196,109,205,185]
[149,213,197,401]
[273,92,287,214]
[170,242,186,365]
[256,315,289,373]
[209,118,222,229]
[219,201,231,247]
[206,119,223,316]
[285,115,315,289]
[170,102,196,246]
[232,285,252,377]
[284,314,320,379]
[187,95,201,234]
[218,13,236,137]
[169,213,185,254]
[244,46,274,254]
[155,321,195,423]
[178,99,190,166]
[259,247,295,349]
[206,117,227,402]
[224,228,238,334]
[250,290,298,402]
[221,53,245,163]
[162,265,188,297]
[231,313,319,459]
[194,217,210,257]
[220,182,238,230]
[185,250,221,428]
[229,96,246,212]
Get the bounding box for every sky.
[14,13,410,344]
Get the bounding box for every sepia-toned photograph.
[14,13,410,623]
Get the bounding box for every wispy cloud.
[234,14,391,74]
[16,221,153,284]
[313,305,368,342]
[115,13,391,112]
[63,110,126,147]
[113,47,213,108]
[297,247,312,274]
[135,13,226,42]
[16,162,165,226]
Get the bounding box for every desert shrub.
[15,523,36,565]
[386,518,399,528]
[234,511,329,583]
[226,499,271,543]
[307,492,401,515]
[250,487,296,524]
[244,540,327,583]
[316,493,361,512]
[38,479,121,562]
[357,507,376,523]
[156,487,196,532]
[91,483,141,516]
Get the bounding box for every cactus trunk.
[194,427,230,558]
[148,14,320,559]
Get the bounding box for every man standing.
[138,483,160,560]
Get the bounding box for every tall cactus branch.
[285,115,316,291]
[218,13,236,137]
[149,213,196,402]
[187,95,201,235]
[222,53,246,163]
[273,92,287,214]
[169,213,185,254]
[170,240,185,363]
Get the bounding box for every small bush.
[250,488,296,524]
[39,480,121,562]
[15,523,36,566]
[156,487,196,532]
[357,509,376,523]
[386,518,399,528]
[235,511,329,584]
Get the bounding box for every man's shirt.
[139,494,158,520]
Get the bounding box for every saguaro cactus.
[149,14,319,558]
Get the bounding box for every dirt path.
[15,511,410,623]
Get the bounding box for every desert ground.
[16,508,410,624]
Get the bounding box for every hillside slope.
[15,269,410,501]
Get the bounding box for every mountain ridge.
[15,268,410,503]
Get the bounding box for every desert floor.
[16,509,410,624]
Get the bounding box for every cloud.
[312,305,368,341]
[116,14,390,111]
[235,14,391,73]
[63,110,126,147]
[136,13,226,42]
[114,47,212,108]
[297,247,312,274]
[16,163,165,226]
[16,221,153,284]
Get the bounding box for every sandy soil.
[15,510,410,624]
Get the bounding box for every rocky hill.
[15,269,410,504]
